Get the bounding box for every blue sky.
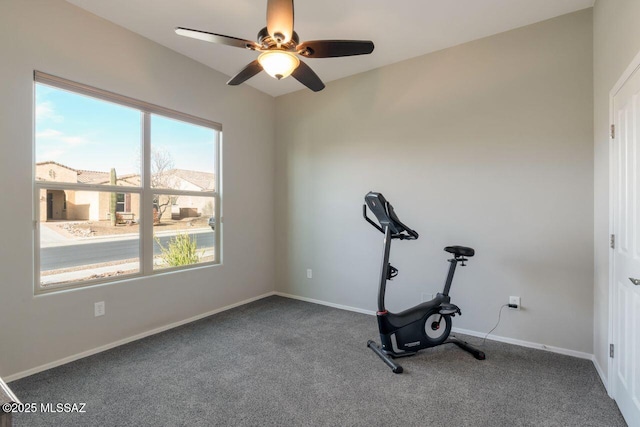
[36,83,217,176]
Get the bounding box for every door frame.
[607,47,640,399]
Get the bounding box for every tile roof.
[169,169,215,191]
[86,172,141,186]
[35,161,77,172]
[37,162,211,189]
[76,170,110,184]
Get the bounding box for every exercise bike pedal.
[438,304,461,316]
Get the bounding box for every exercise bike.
[363,191,485,373]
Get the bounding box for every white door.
[612,62,640,427]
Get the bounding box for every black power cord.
[477,303,509,347]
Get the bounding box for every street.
[41,230,214,271]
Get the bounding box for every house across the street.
[35,161,214,222]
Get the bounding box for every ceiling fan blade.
[291,60,325,92]
[267,0,294,44]
[227,60,264,86]
[297,40,374,58]
[175,27,259,50]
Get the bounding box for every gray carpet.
[10,296,625,426]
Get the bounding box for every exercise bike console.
[363,192,485,373]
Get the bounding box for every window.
[116,193,125,213]
[34,72,221,293]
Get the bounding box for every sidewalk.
[41,249,216,286]
[40,224,212,248]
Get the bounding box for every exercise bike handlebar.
[363,204,384,233]
[362,203,419,240]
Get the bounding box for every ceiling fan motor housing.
[257,27,299,50]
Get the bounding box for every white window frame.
[33,71,222,294]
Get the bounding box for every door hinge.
[611,124,615,139]
[610,234,615,249]
[610,343,614,358]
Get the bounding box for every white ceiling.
[65,0,594,97]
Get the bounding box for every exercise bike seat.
[444,246,475,257]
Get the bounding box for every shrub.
[156,233,201,267]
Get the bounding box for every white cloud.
[39,149,65,160]
[35,101,63,122]
[60,135,89,146]
[36,128,90,146]
[36,129,63,138]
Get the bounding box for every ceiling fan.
[175,0,374,92]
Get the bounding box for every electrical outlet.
[509,296,521,310]
[306,269,312,279]
[94,301,105,317]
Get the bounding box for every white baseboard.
[274,292,376,315]
[275,292,595,361]
[450,326,593,360]
[592,355,609,392]
[5,291,277,383]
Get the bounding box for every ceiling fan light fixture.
[258,51,300,80]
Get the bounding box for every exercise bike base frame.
[445,336,486,360]
[368,335,485,374]
[367,340,404,374]
[363,191,486,374]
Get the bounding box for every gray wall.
[0,0,275,378]
[0,0,609,379]
[275,10,594,353]
[593,0,640,382]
